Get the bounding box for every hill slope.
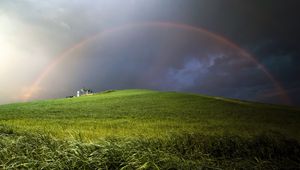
[0,89,299,140]
[0,89,300,169]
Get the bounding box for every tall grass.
[0,125,299,169]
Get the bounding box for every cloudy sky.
[0,0,299,105]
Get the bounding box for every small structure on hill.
[76,88,93,97]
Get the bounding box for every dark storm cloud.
[1,0,299,105]
[166,0,300,105]
[39,26,280,104]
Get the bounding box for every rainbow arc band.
[22,22,291,104]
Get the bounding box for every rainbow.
[22,22,291,104]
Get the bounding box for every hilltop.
[0,89,299,140]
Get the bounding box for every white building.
[76,88,93,97]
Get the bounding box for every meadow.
[0,89,299,169]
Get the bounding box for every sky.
[0,0,299,106]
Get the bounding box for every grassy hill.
[0,89,299,169]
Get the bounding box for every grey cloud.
[167,58,204,90]
[0,0,298,106]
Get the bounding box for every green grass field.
[0,89,299,169]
